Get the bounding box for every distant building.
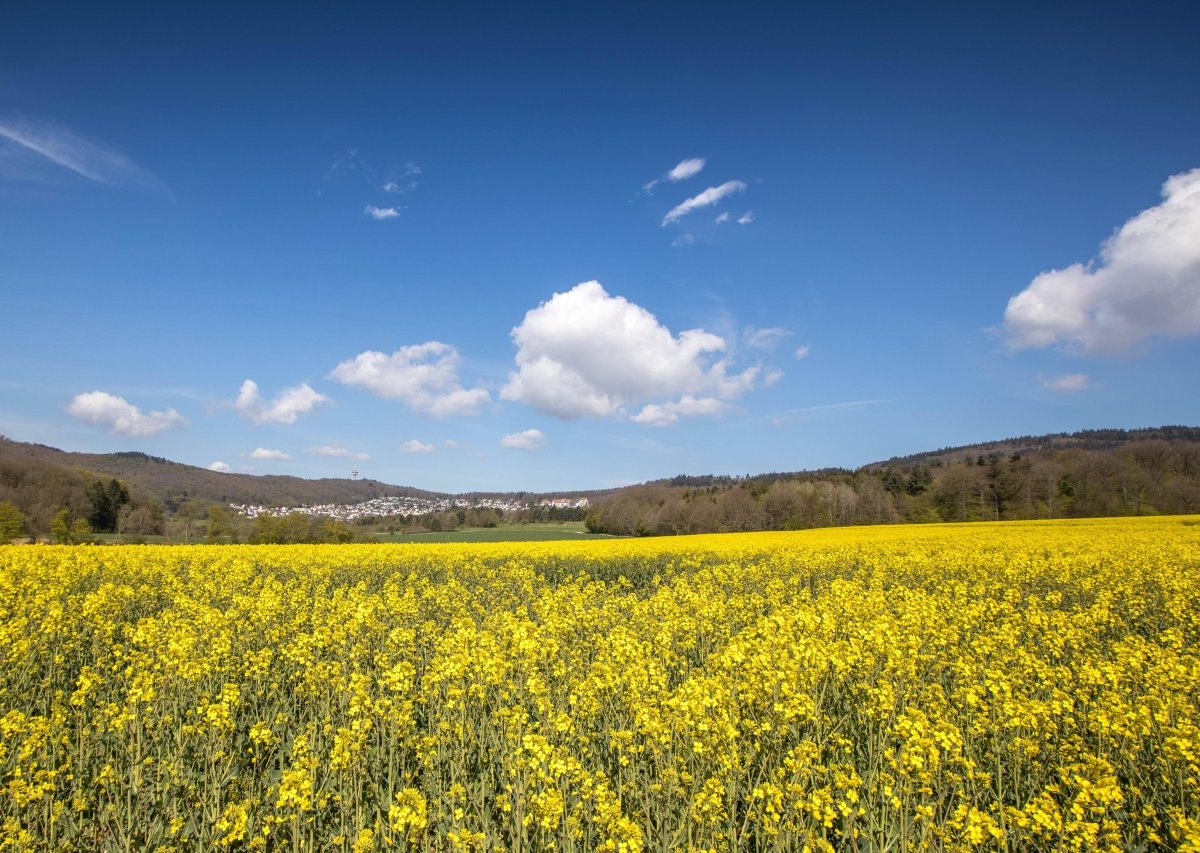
[538,497,589,509]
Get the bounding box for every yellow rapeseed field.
[1,517,1198,851]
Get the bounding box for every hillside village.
[232,494,590,522]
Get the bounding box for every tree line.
[4,430,1198,543]
[584,439,1200,536]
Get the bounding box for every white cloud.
[663,180,747,225]
[235,380,329,425]
[770,398,892,426]
[325,150,418,195]
[0,116,169,195]
[383,162,421,193]
[364,205,403,220]
[794,345,811,360]
[324,148,364,183]
[630,396,727,427]
[402,439,435,454]
[667,158,705,182]
[1040,373,1092,393]
[643,157,706,194]
[66,391,187,436]
[443,439,461,449]
[715,212,731,224]
[764,369,784,387]
[500,428,546,450]
[737,211,754,225]
[501,281,761,422]
[330,342,490,417]
[306,443,370,461]
[1004,168,1200,353]
[207,461,231,473]
[671,233,695,247]
[248,448,291,461]
[744,326,790,350]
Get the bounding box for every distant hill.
[0,436,612,536]
[867,426,1200,469]
[0,437,439,532]
[584,426,1200,536]
[4,426,1199,539]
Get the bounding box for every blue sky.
[2,2,1198,493]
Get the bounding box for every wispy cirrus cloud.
[0,116,169,195]
[234,380,329,425]
[744,326,790,350]
[662,180,747,225]
[383,162,421,193]
[306,443,370,461]
[643,157,706,194]
[1040,373,1092,393]
[324,149,422,217]
[364,205,402,220]
[769,398,892,427]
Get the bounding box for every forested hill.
[584,426,1200,536]
[3,426,1199,540]
[0,437,437,533]
[872,426,1200,468]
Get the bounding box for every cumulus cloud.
[794,345,811,360]
[501,281,760,423]
[643,157,706,194]
[1004,168,1200,354]
[306,444,370,461]
[671,233,695,247]
[744,326,790,350]
[0,115,169,195]
[364,205,402,220]
[630,396,727,427]
[66,391,187,436]
[500,429,546,450]
[715,212,731,224]
[662,180,747,225]
[737,211,754,225]
[235,380,329,425]
[402,439,435,454]
[330,342,490,417]
[1040,373,1092,393]
[207,461,231,473]
[248,448,291,461]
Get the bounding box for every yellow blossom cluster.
[1,516,1198,850]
